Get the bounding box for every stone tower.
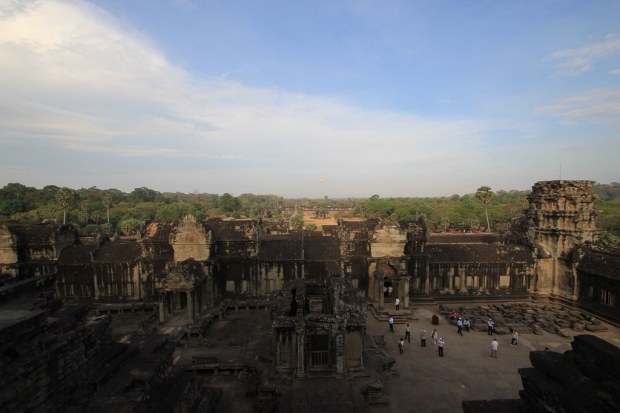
[527,180,598,301]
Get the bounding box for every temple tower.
[527,180,598,301]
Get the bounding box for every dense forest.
[0,182,618,243]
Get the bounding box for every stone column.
[402,276,410,308]
[377,275,385,310]
[335,332,344,376]
[187,290,194,323]
[424,261,431,294]
[158,294,166,323]
[459,265,468,293]
[295,324,305,378]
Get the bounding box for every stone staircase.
[369,298,418,324]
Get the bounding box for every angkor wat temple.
[1,180,619,411]
[1,180,617,321]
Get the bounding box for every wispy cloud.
[536,89,620,125]
[548,34,620,77]
[610,69,620,75]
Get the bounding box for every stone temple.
[0,180,619,412]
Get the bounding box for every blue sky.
[1,0,619,197]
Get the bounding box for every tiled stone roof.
[428,233,502,244]
[93,239,142,263]
[426,244,533,264]
[579,249,620,280]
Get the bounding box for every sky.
[0,0,619,198]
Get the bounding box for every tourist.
[449,310,458,320]
[463,318,470,332]
[438,337,445,357]
[491,338,499,358]
[383,286,387,297]
[405,323,411,343]
[389,316,394,333]
[487,318,495,336]
[420,328,427,347]
[511,330,519,348]
[399,337,405,354]
[431,328,438,345]
[387,285,393,297]
[457,317,463,336]
[395,297,400,311]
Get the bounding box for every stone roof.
[258,233,302,261]
[57,244,92,265]
[206,220,256,241]
[578,249,620,280]
[8,224,57,246]
[425,244,533,264]
[428,233,502,244]
[338,219,378,233]
[144,222,176,243]
[93,239,142,263]
[304,234,340,261]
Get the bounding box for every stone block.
[572,334,620,381]
[585,324,608,333]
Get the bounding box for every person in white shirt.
[491,338,499,358]
[395,297,400,310]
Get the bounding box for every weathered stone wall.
[370,223,407,258]
[0,226,18,279]
[527,180,598,300]
[0,309,124,413]
[170,215,212,262]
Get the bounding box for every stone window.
[601,289,615,307]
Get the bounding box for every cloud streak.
[536,89,620,125]
[548,34,620,77]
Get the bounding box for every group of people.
[392,320,446,357]
[390,317,520,359]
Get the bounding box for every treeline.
[0,182,618,238]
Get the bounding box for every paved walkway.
[367,304,620,413]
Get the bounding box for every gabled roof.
[93,239,142,263]
[579,249,620,280]
[426,244,533,264]
[57,244,92,265]
[144,222,176,243]
[258,233,302,260]
[304,235,340,261]
[206,220,256,241]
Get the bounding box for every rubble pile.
[440,303,608,337]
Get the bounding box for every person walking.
[398,337,405,354]
[420,328,427,347]
[487,318,495,336]
[511,330,519,348]
[395,297,400,311]
[463,318,470,332]
[438,337,445,357]
[405,323,411,343]
[491,338,499,358]
[388,316,395,333]
[457,317,463,336]
[431,328,438,346]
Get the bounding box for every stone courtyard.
[147,303,620,412]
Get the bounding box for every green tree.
[475,186,494,232]
[119,218,144,236]
[218,193,241,214]
[290,212,304,230]
[56,187,75,225]
[36,203,58,223]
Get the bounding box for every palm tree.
[102,195,112,224]
[475,186,494,232]
[56,187,74,225]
